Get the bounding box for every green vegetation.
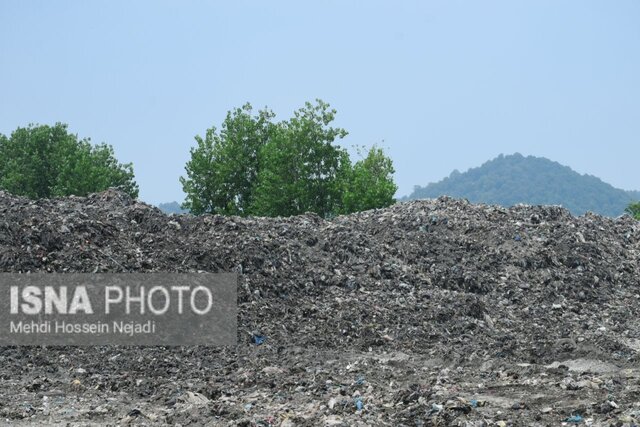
[626,202,640,220]
[0,123,138,199]
[245,100,350,218]
[181,100,397,217]
[341,146,397,214]
[180,104,275,216]
[406,153,637,217]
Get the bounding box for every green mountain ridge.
[405,153,638,217]
[157,201,189,214]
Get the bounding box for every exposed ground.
[0,189,639,426]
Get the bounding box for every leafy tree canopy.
[181,100,397,217]
[341,145,397,214]
[0,123,138,199]
[180,103,275,216]
[626,202,640,220]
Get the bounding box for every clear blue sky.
[1,1,638,204]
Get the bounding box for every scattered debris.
[0,189,638,425]
[252,334,266,345]
[354,397,363,411]
[565,414,584,423]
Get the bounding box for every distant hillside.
[157,201,189,214]
[406,153,639,217]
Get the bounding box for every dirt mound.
[1,189,639,426]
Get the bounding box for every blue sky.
[1,1,638,204]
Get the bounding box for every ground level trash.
[0,190,638,425]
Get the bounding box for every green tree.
[341,145,397,213]
[180,103,275,215]
[182,100,398,218]
[626,202,640,219]
[0,123,138,199]
[250,100,350,217]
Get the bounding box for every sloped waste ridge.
[0,189,639,426]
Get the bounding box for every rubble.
[0,188,639,425]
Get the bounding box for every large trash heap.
[0,189,639,426]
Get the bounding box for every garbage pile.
[0,189,639,426]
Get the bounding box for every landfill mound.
[0,189,639,426]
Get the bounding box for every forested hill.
[405,153,639,217]
[157,201,189,214]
